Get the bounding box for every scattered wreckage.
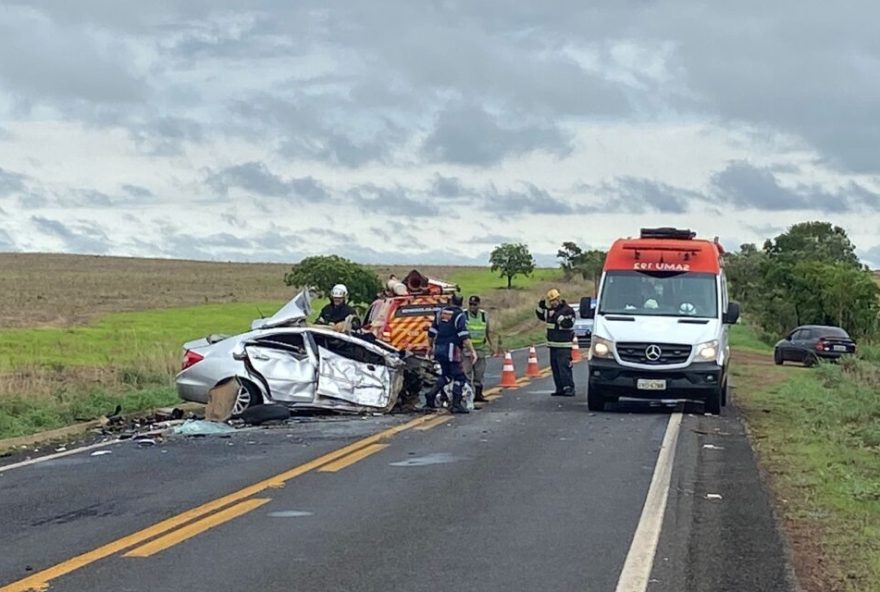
[175,286,444,418]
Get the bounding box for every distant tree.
[557,241,605,289]
[284,255,382,306]
[723,243,767,306]
[490,243,535,289]
[764,221,862,268]
[557,241,583,279]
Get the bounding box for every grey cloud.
[0,6,146,104]
[431,174,466,198]
[469,233,519,244]
[128,116,204,156]
[30,216,113,254]
[600,177,701,214]
[711,161,880,212]
[349,184,439,217]
[206,162,329,201]
[0,167,26,195]
[483,183,574,215]
[122,184,154,199]
[423,104,572,166]
[304,228,352,244]
[18,193,50,209]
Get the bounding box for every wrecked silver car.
[175,289,431,415]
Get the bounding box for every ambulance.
[584,228,740,414]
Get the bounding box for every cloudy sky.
[1,1,879,267]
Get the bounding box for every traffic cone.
[526,346,541,377]
[571,336,583,362]
[500,351,518,387]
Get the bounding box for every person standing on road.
[461,295,496,403]
[316,284,356,326]
[536,289,576,396]
[426,293,478,414]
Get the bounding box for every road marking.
[414,415,452,431]
[614,411,683,592]
[0,414,434,592]
[0,440,121,474]
[124,498,271,558]
[318,443,389,472]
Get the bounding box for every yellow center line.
[124,499,271,558]
[483,387,502,396]
[318,443,389,473]
[414,414,453,431]
[0,414,434,592]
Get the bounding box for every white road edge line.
[0,439,121,474]
[614,410,683,592]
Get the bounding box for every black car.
[774,325,856,366]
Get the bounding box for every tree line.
[725,221,879,340]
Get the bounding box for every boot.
[473,384,487,402]
[451,391,470,414]
[562,386,575,397]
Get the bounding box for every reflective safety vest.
[463,310,488,350]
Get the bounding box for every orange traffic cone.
[571,337,583,362]
[526,346,541,377]
[500,351,518,387]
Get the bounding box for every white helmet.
[330,284,348,299]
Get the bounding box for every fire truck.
[363,269,458,354]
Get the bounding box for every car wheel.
[587,381,606,411]
[705,386,722,415]
[803,352,818,368]
[231,379,263,418]
[773,349,783,365]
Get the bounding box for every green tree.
[490,243,535,289]
[284,255,382,306]
[764,221,862,268]
[557,241,583,280]
[723,243,767,307]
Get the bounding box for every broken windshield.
[598,271,718,318]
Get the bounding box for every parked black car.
[773,325,856,366]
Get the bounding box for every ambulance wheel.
[705,386,722,415]
[587,381,606,411]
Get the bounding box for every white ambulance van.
[584,228,740,414]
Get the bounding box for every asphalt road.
[0,348,795,592]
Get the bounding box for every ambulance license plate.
[637,379,667,391]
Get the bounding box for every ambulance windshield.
[598,271,718,318]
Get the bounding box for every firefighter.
[462,295,495,402]
[316,284,356,326]
[426,293,478,414]
[536,288,576,396]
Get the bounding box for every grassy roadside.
[731,323,880,591]
[0,264,587,439]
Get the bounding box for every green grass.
[447,268,563,295]
[734,353,880,590]
[0,300,286,370]
[729,321,773,353]
[0,386,178,439]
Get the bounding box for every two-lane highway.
[0,348,792,591]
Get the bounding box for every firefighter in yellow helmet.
[536,288,576,396]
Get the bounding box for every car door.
[243,331,317,403]
[310,332,400,409]
[781,330,801,361]
[789,328,812,361]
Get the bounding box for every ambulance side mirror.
[723,301,741,325]
[579,297,595,319]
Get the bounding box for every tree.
[284,255,382,306]
[490,243,535,289]
[723,243,767,306]
[556,241,606,289]
[764,221,862,268]
[557,241,583,280]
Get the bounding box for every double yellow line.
[0,414,436,592]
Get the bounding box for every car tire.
[705,386,722,415]
[773,349,783,365]
[231,379,264,418]
[587,381,606,411]
[803,353,818,368]
[240,403,291,426]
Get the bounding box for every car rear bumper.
[587,358,724,400]
[175,380,210,404]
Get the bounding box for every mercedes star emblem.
[645,344,663,361]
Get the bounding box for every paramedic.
[536,289,576,396]
[426,293,478,414]
[317,284,356,325]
